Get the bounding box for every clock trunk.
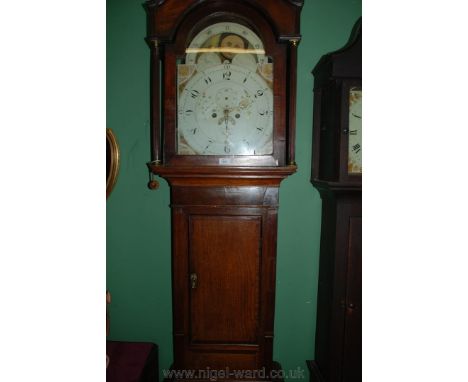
[154,168,296,376]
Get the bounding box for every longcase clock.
[307,19,362,382]
[144,0,303,378]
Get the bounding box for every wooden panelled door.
[342,216,362,380]
[190,215,261,346]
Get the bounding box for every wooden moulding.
[147,165,297,187]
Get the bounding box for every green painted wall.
[107,0,361,378]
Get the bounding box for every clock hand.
[217,108,237,134]
[223,109,231,132]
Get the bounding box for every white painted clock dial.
[177,21,273,156]
[178,62,273,155]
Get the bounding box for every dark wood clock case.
[307,19,362,382]
[144,0,303,378]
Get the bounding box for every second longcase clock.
[307,19,362,382]
[145,0,303,377]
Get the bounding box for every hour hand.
[217,110,235,127]
[223,116,236,128]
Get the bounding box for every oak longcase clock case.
[144,0,303,378]
[307,19,362,382]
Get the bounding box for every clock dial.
[347,87,362,174]
[178,22,273,156]
[178,62,273,155]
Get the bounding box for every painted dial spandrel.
[348,87,362,174]
[177,22,273,156]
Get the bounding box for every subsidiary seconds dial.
[178,62,273,156]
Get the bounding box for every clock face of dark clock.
[348,87,362,174]
[177,22,274,156]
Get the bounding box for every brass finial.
[289,39,300,47]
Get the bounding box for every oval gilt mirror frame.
[106,128,120,198]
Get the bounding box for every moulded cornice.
[145,0,165,6]
[285,0,304,7]
[147,0,304,7]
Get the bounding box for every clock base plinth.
[164,361,284,382]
